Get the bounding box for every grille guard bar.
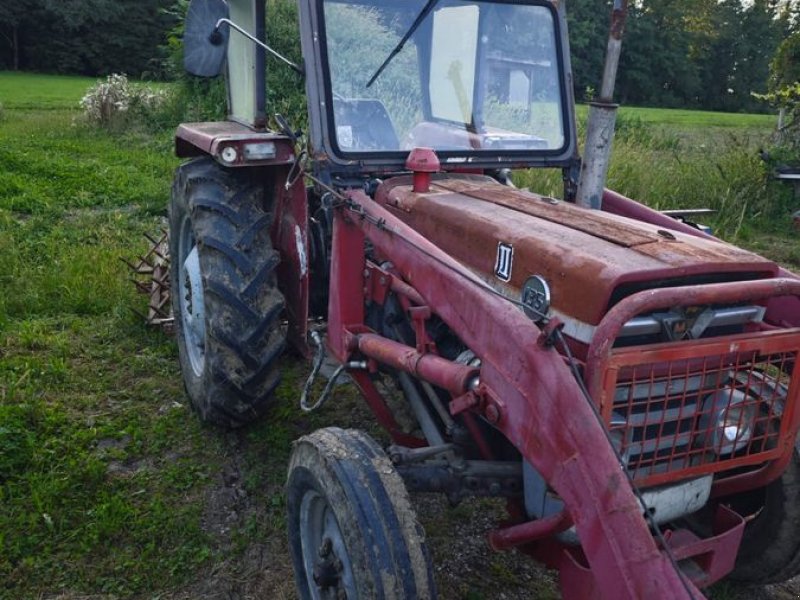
[585,279,800,493]
[586,278,800,395]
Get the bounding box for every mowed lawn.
[0,71,211,596]
[0,71,344,600]
[0,72,797,600]
[614,105,776,129]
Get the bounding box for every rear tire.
[169,158,286,427]
[727,444,800,584]
[287,427,437,599]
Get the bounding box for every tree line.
[1,0,797,114]
[0,0,175,79]
[570,0,797,112]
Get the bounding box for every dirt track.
[163,378,800,600]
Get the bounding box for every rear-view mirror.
[184,0,230,77]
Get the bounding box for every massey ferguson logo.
[494,242,514,282]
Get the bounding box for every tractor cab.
[181,0,579,185]
[298,0,578,179]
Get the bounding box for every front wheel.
[726,443,800,584]
[287,428,437,599]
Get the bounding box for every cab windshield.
[321,0,567,157]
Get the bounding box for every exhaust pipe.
[575,0,628,210]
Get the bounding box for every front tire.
[727,444,800,584]
[287,428,437,599]
[169,158,286,428]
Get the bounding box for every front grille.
[599,330,800,486]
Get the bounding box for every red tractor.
[171,0,800,598]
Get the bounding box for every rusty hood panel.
[375,175,778,326]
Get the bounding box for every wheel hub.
[180,235,206,377]
[300,492,356,599]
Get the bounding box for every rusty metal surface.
[354,332,478,397]
[376,176,777,325]
[609,0,628,41]
[124,231,173,333]
[337,188,701,600]
[429,177,660,247]
[602,188,800,329]
[575,0,627,209]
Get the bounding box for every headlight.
[700,387,756,455]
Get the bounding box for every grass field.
[588,104,778,129]
[0,71,798,600]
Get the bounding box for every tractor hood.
[375,175,778,331]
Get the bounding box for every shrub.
[756,83,800,168]
[79,74,167,130]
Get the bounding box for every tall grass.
[517,119,793,240]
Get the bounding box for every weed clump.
[80,74,167,131]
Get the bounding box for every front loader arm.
[327,189,702,600]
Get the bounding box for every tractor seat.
[332,98,399,151]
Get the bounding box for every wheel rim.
[178,217,206,377]
[299,489,357,599]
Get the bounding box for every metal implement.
[123,231,173,332]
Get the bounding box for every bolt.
[489,482,501,495]
[485,403,501,424]
[379,276,387,286]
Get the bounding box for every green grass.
[0,72,798,599]
[584,104,778,129]
[0,73,212,597]
[0,71,171,111]
[0,72,98,110]
[518,106,796,242]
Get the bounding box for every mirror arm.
[214,18,304,76]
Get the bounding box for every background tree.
[566,0,611,101]
[0,0,174,77]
